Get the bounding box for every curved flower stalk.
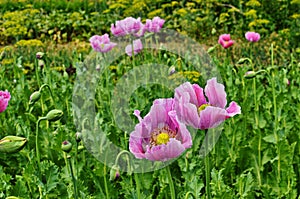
[111,17,145,37]
[144,16,165,33]
[218,34,234,49]
[245,31,260,42]
[89,34,117,53]
[174,77,241,129]
[125,39,143,57]
[0,90,11,113]
[129,98,192,162]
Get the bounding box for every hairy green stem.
[166,165,176,199]
[68,156,78,199]
[185,191,196,199]
[35,117,47,176]
[204,129,211,199]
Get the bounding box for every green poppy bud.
[237,58,252,64]
[109,165,120,181]
[0,136,27,154]
[244,70,265,79]
[61,140,72,153]
[29,91,41,105]
[45,109,63,122]
[244,71,257,79]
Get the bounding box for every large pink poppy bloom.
[111,17,145,37]
[0,90,11,113]
[245,31,260,42]
[144,16,165,33]
[89,34,117,53]
[218,34,234,49]
[174,78,241,129]
[129,98,192,162]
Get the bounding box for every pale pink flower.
[245,32,260,42]
[0,90,11,113]
[218,34,234,49]
[89,34,117,53]
[145,16,165,33]
[129,98,192,162]
[174,78,241,129]
[111,17,145,37]
[125,39,143,56]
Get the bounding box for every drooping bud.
[29,91,41,105]
[45,109,63,122]
[244,70,266,79]
[109,165,120,181]
[244,71,257,79]
[0,136,27,154]
[61,140,72,153]
[237,58,252,65]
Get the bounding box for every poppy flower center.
[156,133,170,145]
[198,104,209,113]
[150,126,176,147]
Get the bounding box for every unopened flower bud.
[244,71,257,79]
[237,58,251,65]
[109,165,120,181]
[36,52,44,59]
[75,132,82,142]
[168,66,176,76]
[45,109,63,122]
[61,140,72,153]
[0,136,27,154]
[29,91,41,105]
[207,45,217,53]
[284,78,290,86]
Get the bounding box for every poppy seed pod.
[61,140,72,153]
[45,109,63,122]
[0,136,27,153]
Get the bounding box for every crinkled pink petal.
[226,101,241,117]
[175,82,200,106]
[174,91,200,128]
[205,78,227,108]
[192,84,207,106]
[199,106,227,129]
[245,32,260,42]
[145,138,185,161]
[0,90,11,113]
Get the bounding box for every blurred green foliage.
[0,0,299,49]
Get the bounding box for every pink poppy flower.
[129,98,192,162]
[144,16,165,33]
[111,17,145,37]
[0,90,11,113]
[245,32,260,42]
[89,34,117,53]
[125,39,143,56]
[218,34,234,49]
[174,78,241,129]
